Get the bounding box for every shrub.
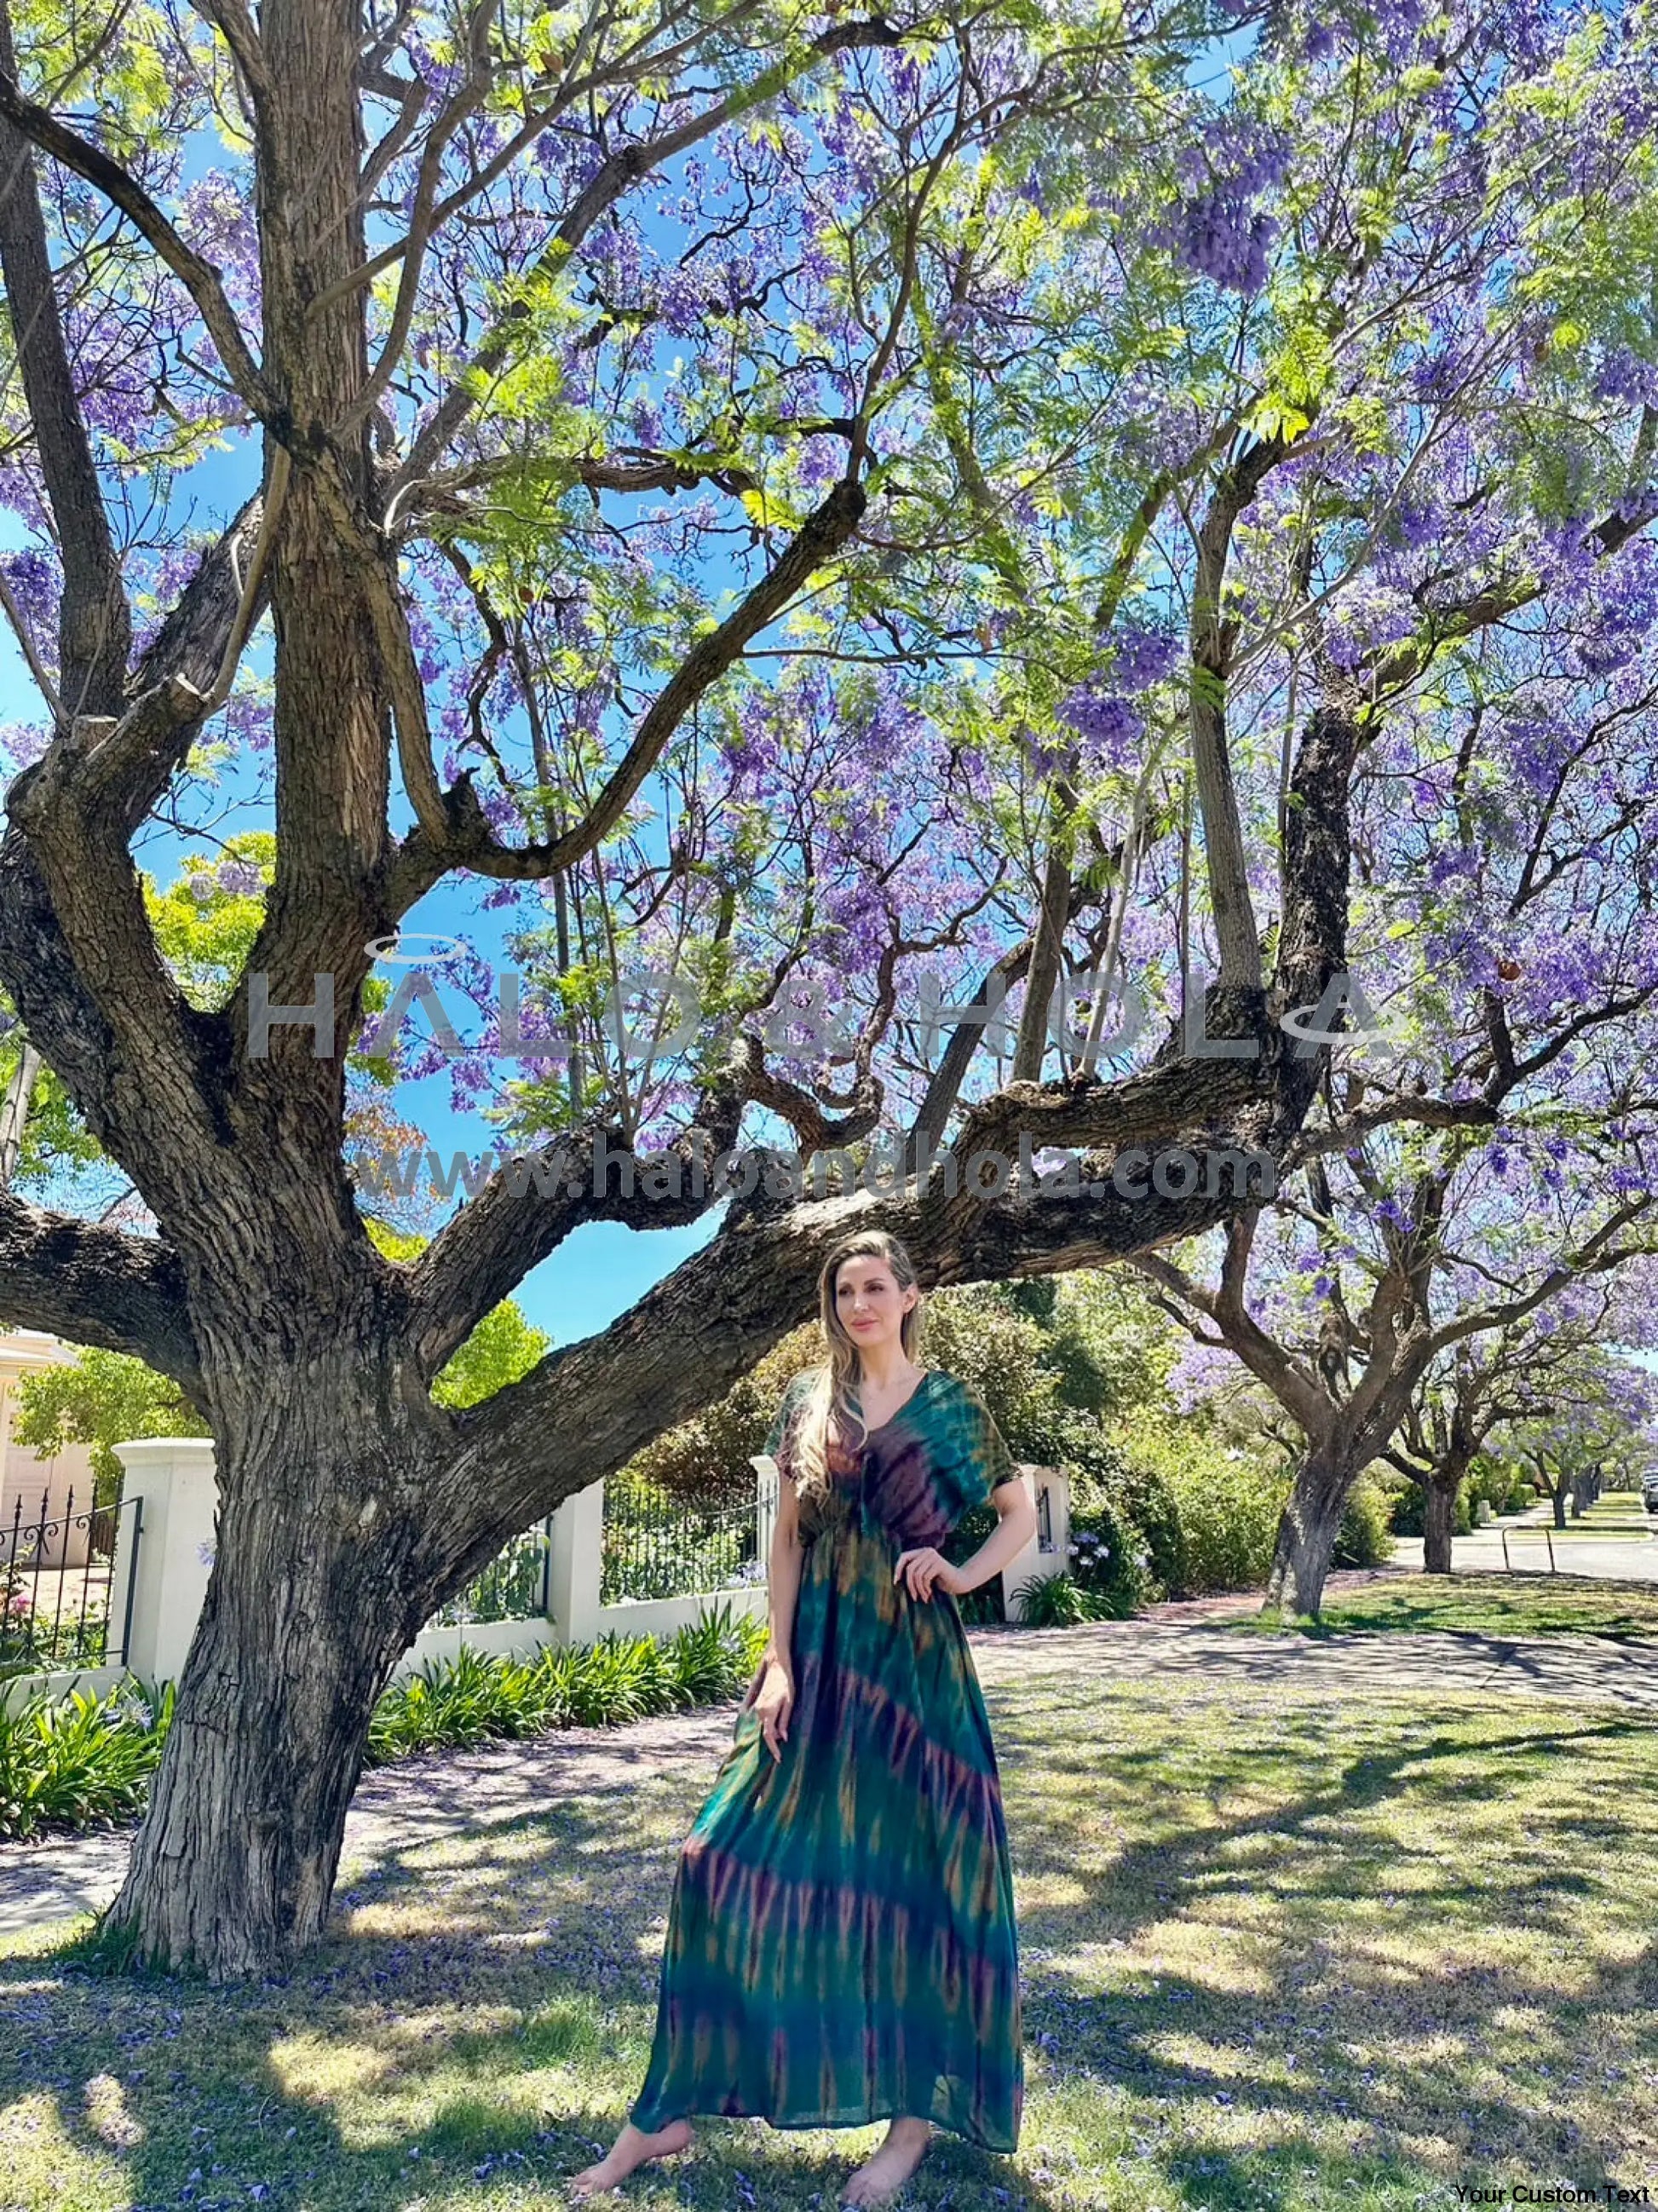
[1045,1408,1184,1601]
[1012,1570,1109,1627]
[1159,1458,1284,1593]
[0,1675,173,1841]
[1061,1504,1154,1616]
[1387,1480,1425,1535]
[0,1608,769,1842]
[1333,1478,1393,1568]
[364,1603,768,1756]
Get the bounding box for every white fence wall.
[3,1438,1069,1713]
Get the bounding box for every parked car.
[1643,1472,1658,1516]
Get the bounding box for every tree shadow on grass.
[3,1774,1046,2210]
[3,1694,1655,2209]
[1004,1702,1657,2195]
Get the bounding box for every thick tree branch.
[0,0,130,719]
[381,474,868,907]
[0,59,273,412]
[0,1191,204,1397]
[1187,433,1288,989]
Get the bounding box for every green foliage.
[1012,1569,1108,1627]
[1131,1430,1287,1594]
[1387,1480,1427,1537]
[11,1347,209,1499]
[1333,1478,1394,1570]
[0,1674,173,1841]
[364,1604,768,1767]
[143,833,275,1011]
[1061,1501,1155,1617]
[0,1613,766,1840]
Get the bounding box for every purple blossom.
[1060,688,1143,770]
[1109,620,1181,692]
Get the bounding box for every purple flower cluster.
[1172,200,1278,295]
[1592,347,1658,406]
[1109,620,1182,692]
[1164,117,1292,296]
[1059,688,1143,771]
[1,546,56,632]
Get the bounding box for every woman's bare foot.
[565,2117,694,2198]
[838,2116,933,2207]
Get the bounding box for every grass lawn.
[2,1665,1655,2211]
[1229,1572,1658,1643]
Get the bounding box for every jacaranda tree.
[0,0,1654,1973]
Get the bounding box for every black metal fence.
[417,1469,776,1631]
[602,1470,775,1604]
[0,1485,142,1678]
[423,1516,554,1630]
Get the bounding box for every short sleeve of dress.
[943,1379,1022,1521]
[762,1372,813,1472]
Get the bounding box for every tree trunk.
[1263,1448,1354,1616]
[1552,1485,1569,1529]
[1423,1473,1459,1575]
[95,1351,453,1979]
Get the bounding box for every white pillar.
[752,1452,779,1575]
[998,1466,1069,1621]
[545,1479,604,1646]
[109,1437,219,1683]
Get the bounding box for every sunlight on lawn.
[1,1668,1654,2211]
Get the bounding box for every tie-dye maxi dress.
[627,1364,1025,2152]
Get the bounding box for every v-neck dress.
[627,1364,1025,2152]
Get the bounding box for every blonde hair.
[789,1230,926,1501]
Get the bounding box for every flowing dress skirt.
[627,1450,1023,2150]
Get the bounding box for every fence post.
[109,1438,219,1683]
[545,1479,604,1647]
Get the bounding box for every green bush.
[0,1608,769,1842]
[1012,1570,1115,1627]
[1159,1457,1285,1593]
[366,1604,768,1757]
[1061,1502,1154,1616]
[1385,1479,1471,1540]
[1387,1480,1425,1536]
[0,1674,174,1841]
[1333,1478,1393,1568]
[1033,1409,1188,1608]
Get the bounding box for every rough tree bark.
[0,0,1361,1979]
[1262,1443,1362,1616]
[1422,1449,1472,1576]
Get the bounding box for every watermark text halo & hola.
[247,937,1408,1064]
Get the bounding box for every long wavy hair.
[787,1230,927,1506]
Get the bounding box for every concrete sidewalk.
[4,1599,1655,1943]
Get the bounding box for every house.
[0,1329,100,1568]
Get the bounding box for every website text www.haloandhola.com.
[348,1129,1278,1207]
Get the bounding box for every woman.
[569,1228,1033,2206]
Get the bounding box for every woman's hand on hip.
[894,1547,963,1603]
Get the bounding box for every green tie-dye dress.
[628,1364,1025,2152]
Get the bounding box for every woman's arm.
[762,1469,804,1674]
[950,1478,1039,1594]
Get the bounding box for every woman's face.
[833,1256,917,1357]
